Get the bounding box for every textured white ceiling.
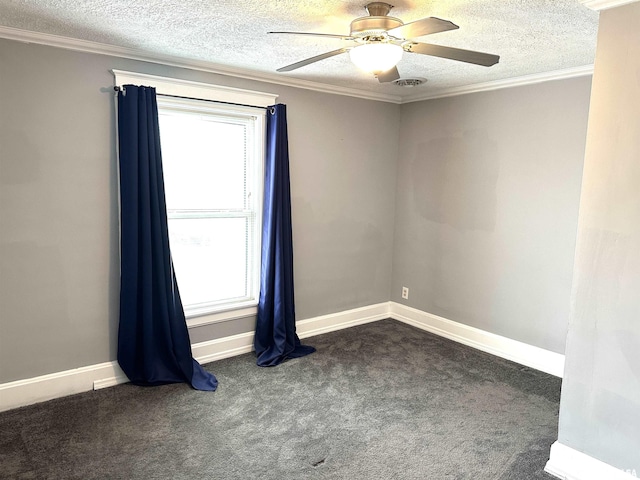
[0,0,599,98]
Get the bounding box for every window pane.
[168,217,248,307]
[155,97,263,317]
[159,113,248,210]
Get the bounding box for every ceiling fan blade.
[387,17,458,39]
[377,67,400,83]
[276,47,351,72]
[406,42,500,66]
[269,31,354,41]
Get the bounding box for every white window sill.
[186,304,258,328]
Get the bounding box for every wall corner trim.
[0,26,402,104]
[401,65,594,103]
[579,0,640,11]
[389,302,565,377]
[545,441,639,479]
[0,25,595,104]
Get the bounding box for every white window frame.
[158,98,264,317]
[113,70,278,327]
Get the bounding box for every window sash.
[157,102,264,320]
[167,210,255,219]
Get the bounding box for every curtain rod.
[113,86,272,112]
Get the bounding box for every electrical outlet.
[402,286,409,300]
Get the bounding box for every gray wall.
[557,2,640,472]
[391,78,592,354]
[0,39,399,383]
[0,35,594,386]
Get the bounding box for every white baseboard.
[88,332,259,395]
[0,301,565,412]
[296,302,391,339]
[191,331,255,365]
[191,302,390,364]
[545,441,638,479]
[389,302,565,377]
[0,361,125,412]
[0,302,391,412]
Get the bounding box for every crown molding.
[1,25,595,105]
[580,0,639,11]
[112,69,278,107]
[0,26,403,104]
[400,65,594,103]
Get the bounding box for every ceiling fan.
[269,2,499,83]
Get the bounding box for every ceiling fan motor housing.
[352,1,402,39]
[350,16,403,39]
[365,2,394,16]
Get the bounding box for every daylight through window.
[157,97,265,317]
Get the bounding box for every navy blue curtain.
[117,84,217,391]
[254,104,316,367]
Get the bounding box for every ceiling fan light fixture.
[349,43,403,74]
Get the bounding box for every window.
[158,98,264,318]
[112,70,277,325]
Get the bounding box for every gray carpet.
[0,319,559,479]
